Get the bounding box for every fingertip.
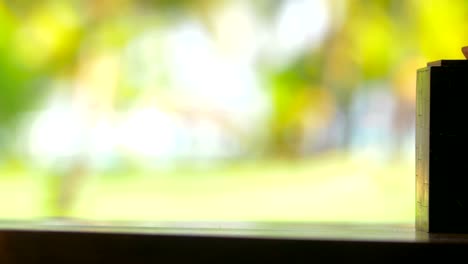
[462,46,468,59]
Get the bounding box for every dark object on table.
[416,59,468,233]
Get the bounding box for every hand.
[462,46,468,59]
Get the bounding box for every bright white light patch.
[273,0,330,63]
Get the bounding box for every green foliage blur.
[1,0,466,155]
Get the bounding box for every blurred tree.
[348,4,397,80]
[0,4,42,156]
[321,0,408,151]
[35,0,230,218]
[0,1,87,158]
[266,52,333,157]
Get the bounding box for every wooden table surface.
[1,221,468,263]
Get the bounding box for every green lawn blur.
[0,152,414,223]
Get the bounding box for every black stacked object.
[416,60,468,233]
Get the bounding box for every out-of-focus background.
[0,0,465,223]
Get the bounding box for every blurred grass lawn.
[0,151,414,224]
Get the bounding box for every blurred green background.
[0,0,465,224]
